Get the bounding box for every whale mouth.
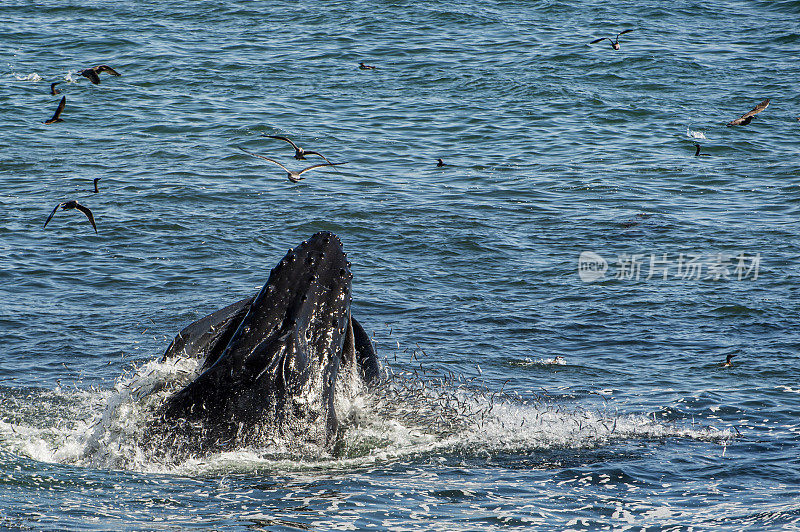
[148,232,377,456]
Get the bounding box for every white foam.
[686,127,707,140]
[0,357,201,473]
[517,356,566,366]
[0,359,733,474]
[11,72,43,82]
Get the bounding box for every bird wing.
[43,203,63,228]
[302,151,334,164]
[266,135,300,150]
[238,147,290,172]
[74,203,98,233]
[741,98,770,119]
[80,69,100,84]
[617,29,634,38]
[45,96,66,124]
[727,98,770,126]
[589,37,608,44]
[297,162,345,176]
[97,65,121,76]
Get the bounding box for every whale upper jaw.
[153,231,374,454]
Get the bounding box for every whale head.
[153,232,377,455]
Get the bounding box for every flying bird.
[263,135,334,164]
[79,64,121,84]
[44,96,66,124]
[238,147,344,183]
[50,82,61,95]
[359,62,376,70]
[589,29,634,50]
[727,98,769,126]
[44,200,97,233]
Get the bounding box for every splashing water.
[512,356,567,367]
[0,355,734,475]
[11,72,43,82]
[686,127,707,139]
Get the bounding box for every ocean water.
[1,0,800,529]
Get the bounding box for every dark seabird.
[263,135,334,164]
[44,96,66,124]
[694,144,711,156]
[436,158,446,167]
[50,82,61,95]
[727,98,770,126]
[238,147,345,183]
[722,354,736,367]
[93,178,100,193]
[589,29,634,50]
[359,62,376,70]
[620,213,653,229]
[79,64,121,85]
[44,200,97,233]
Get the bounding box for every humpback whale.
[148,231,379,454]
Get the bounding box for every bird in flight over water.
[263,135,334,164]
[44,96,66,124]
[589,29,634,50]
[727,99,769,126]
[79,64,121,84]
[238,147,345,183]
[44,200,97,233]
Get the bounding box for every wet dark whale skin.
[154,231,378,452]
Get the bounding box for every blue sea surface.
[1,0,800,529]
